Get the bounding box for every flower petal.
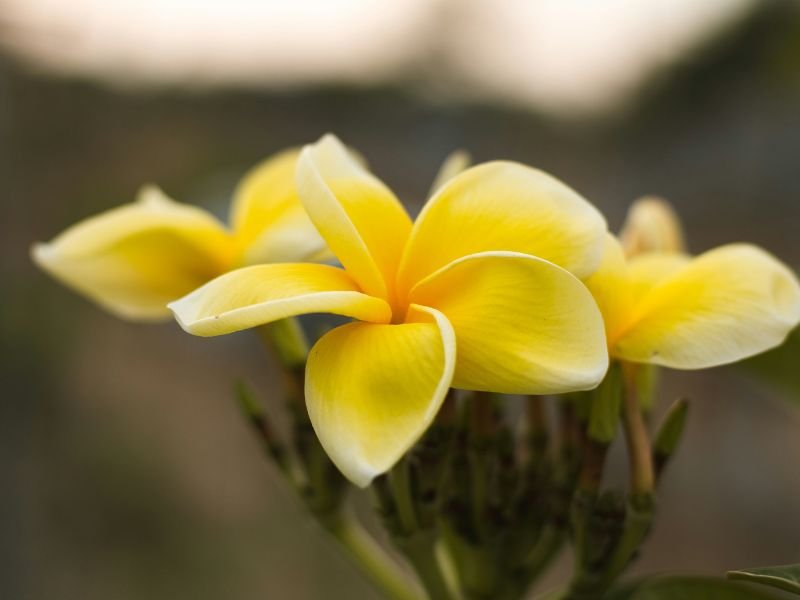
[31,186,232,321]
[168,263,391,336]
[229,148,329,265]
[305,304,455,487]
[584,234,634,344]
[295,134,412,300]
[410,251,608,394]
[619,196,685,257]
[585,234,691,345]
[398,161,607,294]
[626,252,690,302]
[614,244,800,368]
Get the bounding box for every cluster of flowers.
[34,134,800,489]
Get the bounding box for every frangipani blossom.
[32,148,328,320]
[170,134,610,486]
[587,233,800,370]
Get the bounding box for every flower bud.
[620,196,685,257]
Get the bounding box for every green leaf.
[258,317,309,368]
[588,362,623,443]
[606,576,782,599]
[652,397,689,458]
[728,564,800,595]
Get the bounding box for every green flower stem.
[566,364,658,599]
[621,362,654,497]
[389,460,458,600]
[258,318,309,369]
[250,323,423,599]
[523,525,565,585]
[389,459,419,534]
[321,513,422,600]
[237,386,415,600]
[566,498,656,598]
[256,320,309,416]
[235,380,304,486]
[594,497,654,591]
[502,525,565,600]
[443,532,498,600]
[396,531,458,600]
[238,383,417,599]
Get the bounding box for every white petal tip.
[30,242,54,267]
[166,296,206,336]
[345,464,380,489]
[318,132,343,146]
[31,242,68,278]
[771,269,800,325]
[136,184,173,207]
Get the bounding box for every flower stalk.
[235,376,419,600]
[621,362,655,499]
[322,514,421,600]
[244,324,424,600]
[379,459,458,600]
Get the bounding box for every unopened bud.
[620,196,685,257]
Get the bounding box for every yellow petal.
[428,149,471,196]
[31,186,232,321]
[410,251,608,394]
[619,196,686,257]
[626,252,690,302]
[228,148,328,265]
[614,244,800,368]
[584,234,634,344]
[398,161,607,295]
[295,134,412,300]
[168,263,391,336]
[239,208,333,265]
[586,234,691,345]
[305,304,455,486]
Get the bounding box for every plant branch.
[322,513,421,600]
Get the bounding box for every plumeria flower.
[586,198,800,369]
[169,134,610,486]
[32,148,328,320]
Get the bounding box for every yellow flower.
[169,134,610,486]
[587,233,800,369]
[31,148,329,321]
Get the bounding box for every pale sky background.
[0,0,755,115]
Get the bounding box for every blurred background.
[2,0,800,598]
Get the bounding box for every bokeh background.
[2,1,800,598]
